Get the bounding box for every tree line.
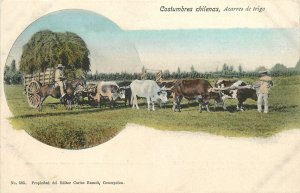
[5,59,300,84]
[86,61,300,81]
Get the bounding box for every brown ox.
[88,81,121,108]
[172,79,221,112]
[236,88,258,111]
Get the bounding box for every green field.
[4,75,300,149]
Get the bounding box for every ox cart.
[24,68,87,110]
[23,68,55,108]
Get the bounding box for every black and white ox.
[89,81,124,108]
[215,79,257,111]
[118,80,132,107]
[157,80,177,107]
[130,80,168,111]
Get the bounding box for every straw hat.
[56,64,65,68]
[259,70,268,74]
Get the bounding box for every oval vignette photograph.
[4,9,300,150]
[4,9,143,149]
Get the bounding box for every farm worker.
[256,70,273,113]
[55,64,66,99]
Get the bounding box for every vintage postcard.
[1,0,300,192]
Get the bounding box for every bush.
[4,62,23,84]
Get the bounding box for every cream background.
[1,0,299,67]
[1,0,300,192]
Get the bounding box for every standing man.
[256,71,273,113]
[55,64,66,99]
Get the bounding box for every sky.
[128,28,299,72]
[5,9,300,73]
[6,9,142,73]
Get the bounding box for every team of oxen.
[85,78,258,112]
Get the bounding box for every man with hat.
[55,64,66,99]
[256,70,273,113]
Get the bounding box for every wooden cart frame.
[23,68,55,108]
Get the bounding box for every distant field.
[4,75,300,149]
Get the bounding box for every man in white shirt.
[256,71,273,113]
[55,64,66,99]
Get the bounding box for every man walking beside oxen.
[256,71,273,113]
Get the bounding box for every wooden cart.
[23,68,55,108]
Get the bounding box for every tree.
[190,65,195,72]
[20,30,90,78]
[163,69,170,79]
[238,64,243,73]
[4,65,11,84]
[4,59,22,84]
[222,63,228,72]
[295,59,300,71]
[141,66,146,73]
[255,66,268,72]
[11,59,16,72]
[221,63,235,74]
[271,63,288,72]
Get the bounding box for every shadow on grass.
[13,97,171,119]
[224,104,298,113]
[271,105,298,112]
[12,100,299,120]
[202,104,258,113]
[12,103,132,119]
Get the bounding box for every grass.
[4,75,300,149]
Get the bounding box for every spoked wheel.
[26,80,41,108]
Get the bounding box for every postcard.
[1,0,300,192]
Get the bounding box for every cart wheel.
[26,81,41,108]
[27,93,41,108]
[26,80,40,94]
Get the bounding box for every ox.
[215,79,257,111]
[118,80,132,107]
[157,80,177,107]
[88,81,123,108]
[215,79,241,88]
[157,80,176,98]
[236,88,258,110]
[172,79,218,112]
[130,80,168,111]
